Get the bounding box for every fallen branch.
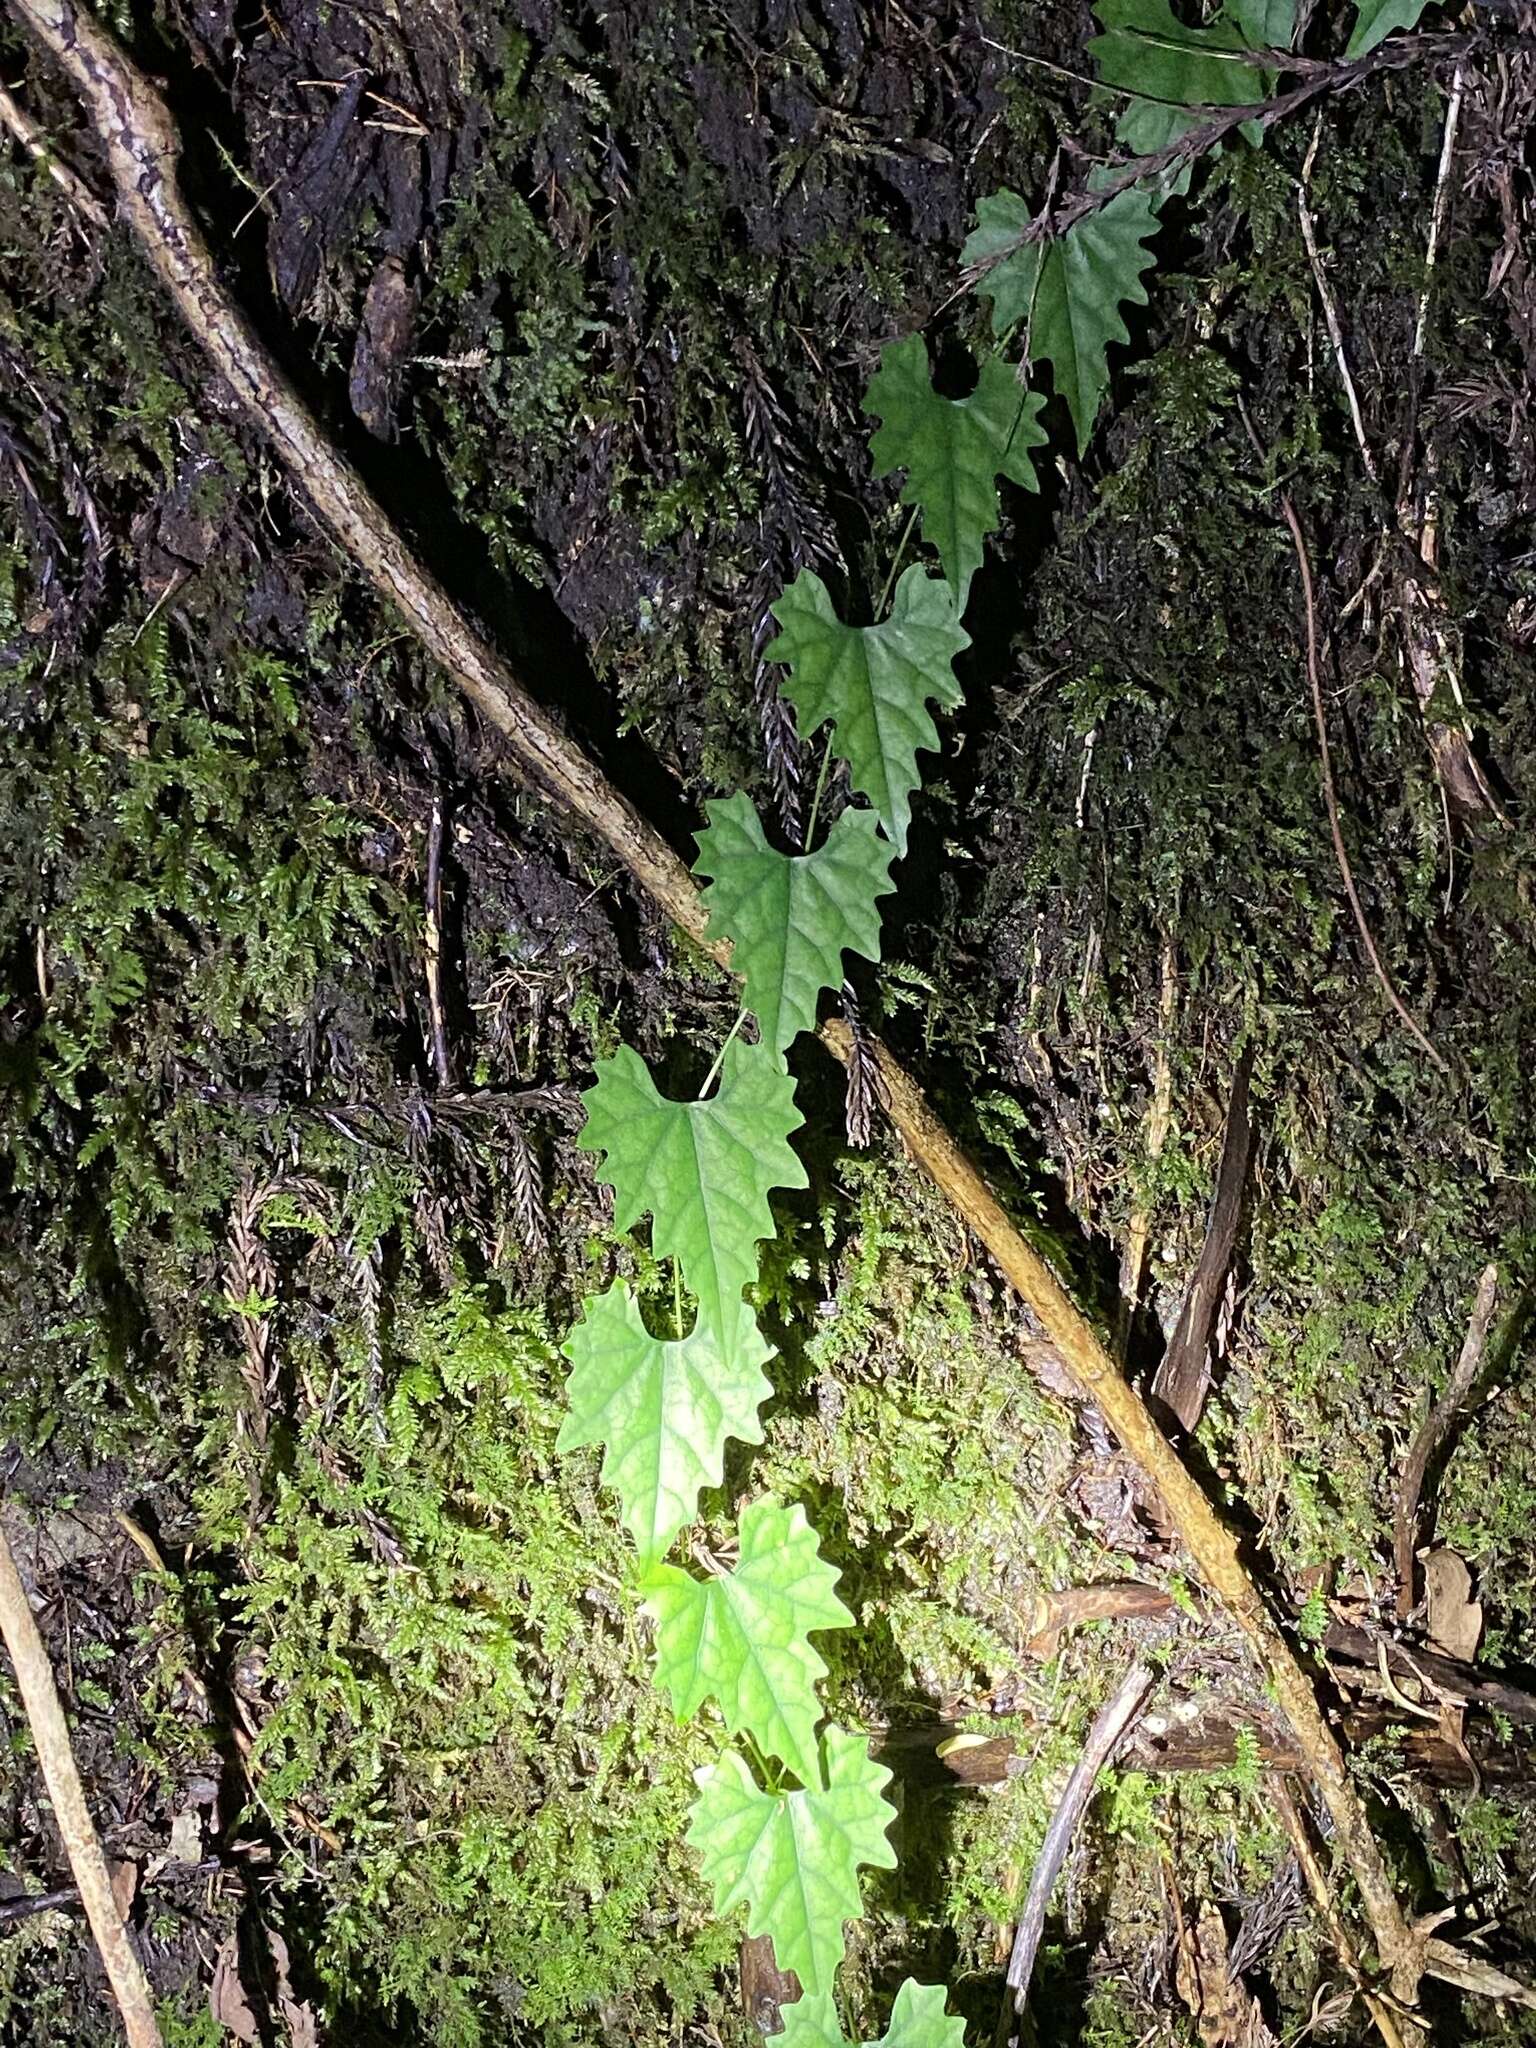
[1394,1265,1499,1620]
[3,0,1424,1997]
[0,1516,163,2047]
[998,1660,1156,2041]
[1327,1616,1536,1729]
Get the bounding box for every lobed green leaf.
[863,333,1047,602]
[687,1727,898,1998]
[641,1496,853,1783]
[557,1285,773,1563]
[578,1038,808,1334]
[778,1981,967,2048]
[1345,0,1429,56]
[694,796,896,1052]
[963,185,1160,456]
[767,567,969,857]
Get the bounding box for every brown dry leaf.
[267,1927,322,2047]
[1024,1580,1175,1659]
[1424,1548,1483,1664]
[210,1938,261,2043]
[108,1857,138,1920]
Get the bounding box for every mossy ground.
[1,0,1534,2042]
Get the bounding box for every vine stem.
[802,730,836,851]
[876,503,921,620]
[698,1006,747,1097]
[17,0,1422,2000]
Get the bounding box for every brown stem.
[0,1519,163,2047]
[3,0,1422,1996]
[965,32,1481,274]
[1393,1265,1499,1619]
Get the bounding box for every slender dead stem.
[0,1518,163,2047]
[1236,398,1448,1075]
[1272,1777,1420,2048]
[1394,1264,1498,1620]
[4,0,1424,1997]
[0,79,108,223]
[998,1661,1156,2041]
[423,792,453,1089]
[1297,126,1380,485]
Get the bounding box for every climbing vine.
[553,1,1439,2037]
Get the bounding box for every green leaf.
[694,797,896,1052]
[642,1497,853,1783]
[962,186,1160,455]
[1088,0,1285,155]
[578,1038,808,1333]
[1228,0,1295,43]
[557,1284,773,1561]
[687,1727,897,1998]
[778,1982,967,2048]
[1345,0,1429,57]
[766,567,969,857]
[862,333,1047,600]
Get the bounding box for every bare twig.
[0,79,109,223]
[1414,64,1466,360]
[1394,1264,1499,1620]
[423,791,453,1089]
[999,1661,1156,2038]
[10,0,1426,1994]
[0,1518,163,2047]
[1297,132,1380,484]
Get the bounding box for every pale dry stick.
[5,0,1424,1997]
[1114,932,1177,1360]
[0,1518,163,2047]
[997,1661,1156,2045]
[1393,1263,1498,1621]
[423,791,452,1089]
[0,78,108,223]
[1297,127,1381,486]
[1414,63,1466,361]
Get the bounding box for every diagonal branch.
[3,0,1424,1998]
[0,1517,163,2047]
[963,31,1483,276]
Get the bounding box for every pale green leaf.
[862,333,1047,600]
[766,567,969,857]
[1089,0,1286,155]
[694,797,895,1052]
[1228,0,1295,44]
[962,185,1160,455]
[778,1982,967,2048]
[557,1284,772,1561]
[1345,0,1429,57]
[578,1038,808,1333]
[642,1496,853,1783]
[687,1727,897,1998]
